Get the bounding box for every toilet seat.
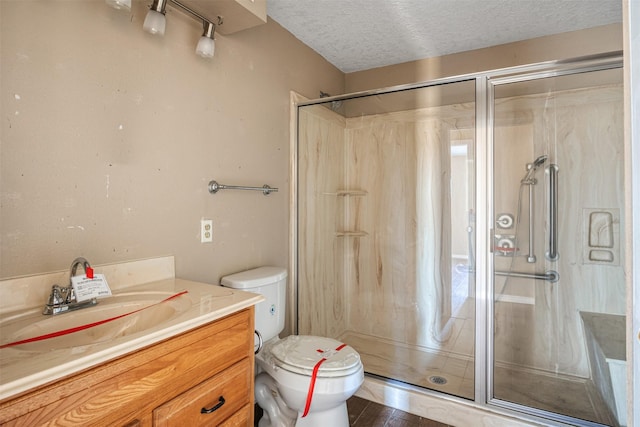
[269,335,362,378]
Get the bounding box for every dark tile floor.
[348,396,452,427]
[255,396,451,426]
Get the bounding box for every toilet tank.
[221,266,287,342]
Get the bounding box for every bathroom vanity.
[0,257,264,426]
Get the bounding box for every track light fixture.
[106,0,222,59]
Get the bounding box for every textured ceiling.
[267,0,622,73]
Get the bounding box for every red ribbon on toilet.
[301,343,347,418]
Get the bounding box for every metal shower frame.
[292,51,623,427]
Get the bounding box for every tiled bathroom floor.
[347,396,452,427]
[253,397,450,427]
[338,288,614,424]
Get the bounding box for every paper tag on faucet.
[71,274,112,302]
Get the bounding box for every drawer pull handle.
[201,396,225,414]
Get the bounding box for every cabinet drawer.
[219,403,251,426]
[153,359,251,426]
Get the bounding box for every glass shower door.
[296,79,477,400]
[490,67,625,425]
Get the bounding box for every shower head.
[532,154,548,169]
[521,154,548,184]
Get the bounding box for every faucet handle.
[46,285,64,305]
[64,286,76,303]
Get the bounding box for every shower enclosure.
[294,53,625,426]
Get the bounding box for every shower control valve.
[495,234,517,256]
[496,213,514,229]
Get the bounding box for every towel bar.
[208,180,278,196]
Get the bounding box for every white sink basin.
[0,291,191,352]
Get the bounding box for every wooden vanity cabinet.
[0,308,255,426]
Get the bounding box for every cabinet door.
[153,360,251,426]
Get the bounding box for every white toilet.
[221,266,364,427]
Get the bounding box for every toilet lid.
[270,335,362,378]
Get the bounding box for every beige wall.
[345,23,622,92]
[0,1,343,283]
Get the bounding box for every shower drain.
[428,375,448,385]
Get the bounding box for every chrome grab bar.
[457,264,559,283]
[208,180,278,196]
[495,269,559,283]
[546,164,559,261]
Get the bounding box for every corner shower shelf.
[332,190,368,237]
[335,231,368,237]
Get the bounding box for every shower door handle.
[546,164,559,261]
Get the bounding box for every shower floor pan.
[340,331,613,425]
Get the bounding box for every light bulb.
[105,0,131,10]
[143,10,166,35]
[196,21,216,59]
[196,37,215,58]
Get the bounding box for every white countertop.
[0,278,264,401]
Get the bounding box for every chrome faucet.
[43,257,98,315]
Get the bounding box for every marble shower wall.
[298,81,624,379]
[342,106,475,350]
[299,99,476,351]
[494,83,625,378]
[297,105,347,337]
